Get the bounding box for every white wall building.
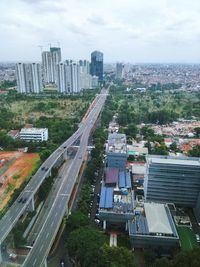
[80,73,92,89]
[20,128,48,141]
[79,60,90,74]
[42,47,61,84]
[57,59,98,93]
[116,62,124,79]
[42,51,52,84]
[57,61,81,93]
[71,62,81,93]
[92,75,99,88]
[56,63,71,93]
[16,63,42,94]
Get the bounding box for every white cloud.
[0,0,200,62]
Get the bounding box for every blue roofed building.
[99,168,134,230]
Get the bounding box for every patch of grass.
[5,183,15,194]
[177,226,198,251]
[13,173,21,180]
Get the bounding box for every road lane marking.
[46,232,49,239]
[33,259,37,266]
[39,244,44,252]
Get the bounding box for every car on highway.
[18,198,23,203]
[22,198,26,203]
[41,167,45,171]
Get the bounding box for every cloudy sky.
[1,0,200,63]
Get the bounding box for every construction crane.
[38,45,43,53]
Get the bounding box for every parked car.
[60,259,65,267]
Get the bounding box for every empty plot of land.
[10,99,87,123]
[0,151,40,209]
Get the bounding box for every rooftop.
[107,133,127,154]
[20,128,48,134]
[129,203,178,237]
[105,167,119,184]
[146,155,200,167]
[144,203,173,234]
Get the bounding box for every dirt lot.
[0,151,40,209]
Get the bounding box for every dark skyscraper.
[90,50,103,81]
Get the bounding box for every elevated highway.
[0,90,108,266]
[23,90,107,266]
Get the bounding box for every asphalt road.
[22,91,108,267]
[0,92,106,247]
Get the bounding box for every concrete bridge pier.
[125,222,128,231]
[103,220,106,230]
[43,258,48,267]
[0,243,3,263]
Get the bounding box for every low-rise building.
[128,202,179,249]
[99,169,134,228]
[127,145,148,156]
[20,128,48,142]
[7,130,20,139]
[106,133,128,171]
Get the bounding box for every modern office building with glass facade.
[144,155,200,207]
[90,50,103,81]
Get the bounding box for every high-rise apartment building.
[16,63,42,94]
[56,61,81,93]
[144,155,200,207]
[42,47,61,84]
[116,62,124,79]
[80,73,92,89]
[56,63,71,93]
[70,61,81,93]
[79,60,90,74]
[90,51,103,81]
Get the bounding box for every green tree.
[100,245,136,267]
[152,258,172,267]
[67,226,106,267]
[65,211,90,233]
[188,145,200,157]
[194,127,200,137]
[170,142,178,152]
[125,123,138,138]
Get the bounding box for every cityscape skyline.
[1,0,200,63]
